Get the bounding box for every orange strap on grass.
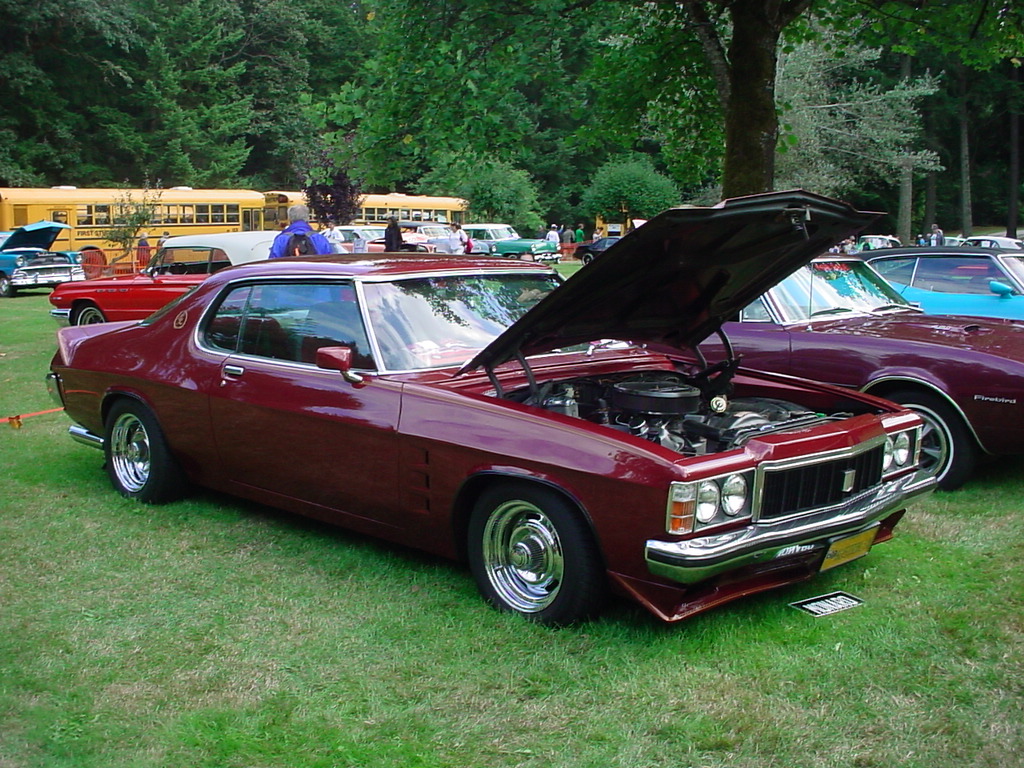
[3,408,64,428]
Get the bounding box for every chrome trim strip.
[68,424,105,450]
[645,472,935,585]
[862,376,985,452]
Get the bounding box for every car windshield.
[772,259,912,322]
[362,272,561,370]
[417,226,449,238]
[487,226,518,239]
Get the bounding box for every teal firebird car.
[865,246,1024,321]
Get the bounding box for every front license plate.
[820,526,878,572]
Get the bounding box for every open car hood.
[1,220,71,252]
[461,190,878,374]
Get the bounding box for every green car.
[462,224,561,263]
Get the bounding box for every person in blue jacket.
[269,204,333,259]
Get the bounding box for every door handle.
[223,364,245,377]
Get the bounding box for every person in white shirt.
[545,224,560,245]
[323,220,345,253]
[447,223,468,254]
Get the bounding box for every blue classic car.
[865,246,1024,321]
[0,220,83,297]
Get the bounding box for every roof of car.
[210,252,552,281]
[864,245,1008,258]
[162,230,277,249]
[160,230,278,263]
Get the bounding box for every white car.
[961,235,1024,250]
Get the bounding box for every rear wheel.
[581,253,593,265]
[887,389,977,490]
[72,303,107,325]
[104,399,186,504]
[468,482,605,625]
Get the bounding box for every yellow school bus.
[0,186,266,273]
[265,191,467,229]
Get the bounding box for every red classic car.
[48,191,933,625]
[48,230,277,325]
[697,256,1024,490]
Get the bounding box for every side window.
[209,248,231,273]
[872,258,916,285]
[206,286,251,352]
[154,246,213,275]
[740,298,772,322]
[914,257,996,294]
[204,281,375,369]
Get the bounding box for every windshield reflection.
[773,260,912,322]
[362,273,561,370]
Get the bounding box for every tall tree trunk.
[722,1,779,197]
[924,171,937,236]
[958,68,974,237]
[896,55,913,245]
[898,159,913,245]
[1008,63,1020,238]
[714,0,811,198]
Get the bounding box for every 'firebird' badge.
[173,311,188,329]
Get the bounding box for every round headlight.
[882,435,895,471]
[15,255,26,267]
[695,480,721,524]
[721,474,748,516]
[894,431,911,466]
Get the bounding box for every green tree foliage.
[580,155,680,224]
[416,153,545,235]
[773,30,940,196]
[0,0,141,184]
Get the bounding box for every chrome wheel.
[889,388,977,491]
[0,274,14,298]
[914,404,950,482]
[109,412,152,493]
[74,304,106,324]
[481,499,565,613]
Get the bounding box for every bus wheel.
[80,249,107,279]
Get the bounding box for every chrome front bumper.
[50,308,71,326]
[645,472,935,585]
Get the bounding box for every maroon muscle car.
[698,256,1024,490]
[48,191,932,625]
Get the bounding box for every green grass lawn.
[1,290,1022,768]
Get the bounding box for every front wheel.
[581,253,593,265]
[468,482,606,625]
[104,399,187,503]
[888,389,978,490]
[72,303,107,325]
[0,273,15,298]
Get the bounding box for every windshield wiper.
[809,307,855,317]
[871,303,915,313]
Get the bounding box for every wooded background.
[1,0,1021,237]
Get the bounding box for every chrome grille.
[759,445,884,520]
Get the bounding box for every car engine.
[519,371,842,457]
